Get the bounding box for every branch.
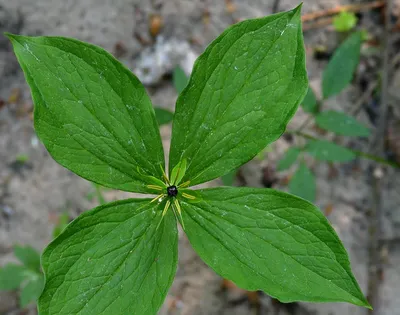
[301,1,385,22]
[367,0,392,313]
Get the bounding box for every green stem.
[287,130,399,168]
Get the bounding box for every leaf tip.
[4,32,16,42]
[293,3,303,15]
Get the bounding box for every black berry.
[167,185,178,197]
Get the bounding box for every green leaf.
[322,32,362,99]
[288,163,316,202]
[39,199,178,315]
[7,34,165,194]
[173,66,189,94]
[333,11,358,32]
[170,158,187,186]
[20,274,44,308]
[14,245,41,271]
[305,140,356,162]
[154,107,174,125]
[221,169,237,186]
[315,110,370,137]
[180,187,370,307]
[0,264,27,290]
[301,86,318,113]
[277,147,301,171]
[169,6,308,186]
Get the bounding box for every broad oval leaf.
[7,34,165,194]
[169,6,308,186]
[288,162,316,202]
[316,110,370,137]
[39,199,178,315]
[305,139,356,162]
[322,32,362,99]
[277,147,301,171]
[301,86,318,114]
[181,187,370,307]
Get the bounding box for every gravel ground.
[0,1,399,315]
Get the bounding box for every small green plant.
[0,214,71,308]
[280,31,369,202]
[0,245,44,308]
[333,11,358,32]
[7,5,371,315]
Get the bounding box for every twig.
[303,17,334,31]
[301,1,385,22]
[366,0,392,313]
[350,80,379,116]
[272,0,280,14]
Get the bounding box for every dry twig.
[301,1,385,22]
[366,1,392,313]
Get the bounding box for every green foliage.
[333,11,358,32]
[316,110,370,137]
[173,66,189,93]
[289,163,316,202]
[7,5,370,314]
[322,32,362,99]
[7,33,165,194]
[40,199,178,315]
[19,273,44,308]
[278,147,301,171]
[154,107,174,125]
[0,264,27,290]
[301,86,318,113]
[15,154,29,163]
[169,7,308,186]
[0,247,44,308]
[14,245,41,271]
[221,170,237,186]
[183,187,367,305]
[305,139,356,162]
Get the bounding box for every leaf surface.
[322,32,362,99]
[7,34,165,193]
[305,140,356,162]
[169,6,308,185]
[181,187,369,307]
[288,163,316,202]
[278,147,301,171]
[316,110,370,137]
[39,199,178,315]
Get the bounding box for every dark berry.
[167,185,178,197]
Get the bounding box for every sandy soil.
[0,0,399,315]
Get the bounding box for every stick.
[301,1,385,22]
[366,0,392,313]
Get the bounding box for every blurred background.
[0,0,399,314]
